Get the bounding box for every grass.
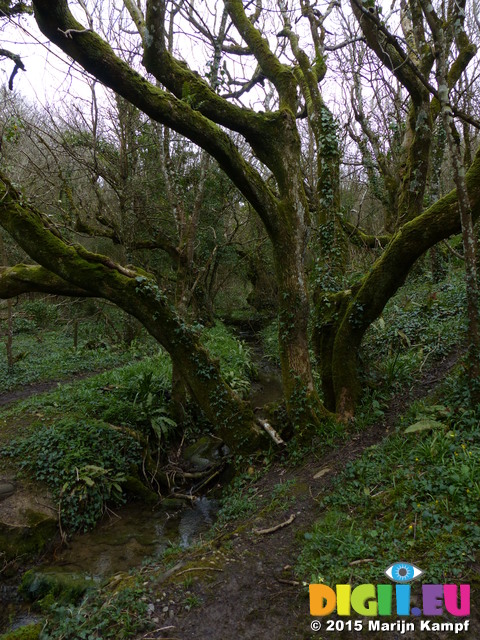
[0,319,255,534]
[0,329,155,393]
[297,371,480,587]
[362,267,467,391]
[297,264,478,588]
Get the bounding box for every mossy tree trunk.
[0,174,263,453]
[314,147,480,417]
[29,0,331,432]
[16,0,480,433]
[0,231,14,369]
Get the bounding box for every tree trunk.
[273,231,330,430]
[0,176,263,453]
[314,147,480,417]
[0,232,14,369]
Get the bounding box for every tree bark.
[315,147,480,417]
[0,174,263,452]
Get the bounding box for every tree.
[1,0,480,451]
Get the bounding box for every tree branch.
[0,264,92,298]
[32,0,279,235]
[0,48,25,89]
[225,0,297,110]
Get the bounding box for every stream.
[0,325,283,636]
[1,497,218,634]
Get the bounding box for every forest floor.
[133,349,478,640]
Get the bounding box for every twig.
[175,567,223,577]
[142,626,175,638]
[58,27,93,38]
[442,239,464,260]
[349,558,374,565]
[168,492,196,501]
[254,513,295,535]
[276,577,301,586]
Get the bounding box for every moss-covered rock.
[123,476,158,505]
[0,509,57,562]
[183,436,224,471]
[0,622,42,640]
[19,569,92,606]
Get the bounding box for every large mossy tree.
[1,0,480,450]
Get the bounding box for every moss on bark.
[324,148,480,417]
[0,176,263,453]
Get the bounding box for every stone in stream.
[0,480,57,562]
[183,436,228,471]
[0,481,15,500]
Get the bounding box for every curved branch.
[31,0,279,235]
[340,219,391,249]
[0,264,92,298]
[225,0,297,110]
[0,48,25,89]
[0,172,262,452]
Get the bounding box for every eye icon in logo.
[385,562,423,583]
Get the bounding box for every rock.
[123,476,158,505]
[183,436,225,471]
[0,482,15,500]
[19,569,91,605]
[0,482,57,561]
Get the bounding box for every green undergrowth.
[2,418,142,532]
[214,469,297,530]
[39,578,153,640]
[0,329,155,393]
[297,366,480,587]
[201,321,256,397]
[0,321,253,533]
[260,319,280,365]
[2,321,253,426]
[363,267,466,391]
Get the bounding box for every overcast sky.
[2,10,99,107]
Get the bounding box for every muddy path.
[0,370,108,408]
[138,350,477,640]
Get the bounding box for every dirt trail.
[0,370,104,407]
[140,351,477,640]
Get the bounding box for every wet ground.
[1,497,218,634]
[134,351,480,640]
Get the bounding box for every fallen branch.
[349,558,374,566]
[254,513,295,535]
[167,492,196,502]
[276,577,301,586]
[257,419,285,445]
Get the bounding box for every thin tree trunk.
[0,231,13,369]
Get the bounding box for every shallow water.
[1,496,217,633]
[53,497,217,577]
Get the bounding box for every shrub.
[3,418,142,533]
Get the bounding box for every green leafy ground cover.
[297,372,480,586]
[297,265,477,587]
[1,264,475,638]
[0,320,254,534]
[0,329,152,393]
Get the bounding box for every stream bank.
[0,496,219,636]
[0,323,283,638]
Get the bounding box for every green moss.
[0,623,42,640]
[0,513,57,561]
[123,476,158,505]
[19,569,91,605]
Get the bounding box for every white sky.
[1,10,101,107]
